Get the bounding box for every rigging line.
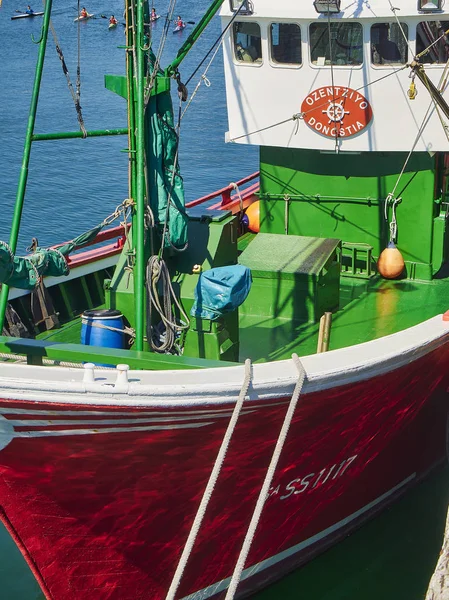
[326,11,339,152]
[185,2,246,86]
[389,62,449,198]
[416,27,449,60]
[181,39,223,120]
[48,19,87,137]
[417,67,449,142]
[387,0,414,59]
[390,102,439,200]
[229,66,407,143]
[76,0,81,100]
[229,114,301,143]
[145,0,178,101]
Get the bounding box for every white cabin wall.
[220,4,449,152]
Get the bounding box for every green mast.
[0,0,54,330]
[133,0,147,351]
[166,0,226,76]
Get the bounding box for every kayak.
[11,11,44,20]
[108,22,117,29]
[150,14,160,22]
[173,24,185,33]
[74,13,94,22]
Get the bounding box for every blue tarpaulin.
[191,265,252,321]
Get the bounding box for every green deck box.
[238,233,341,323]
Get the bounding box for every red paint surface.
[301,87,373,138]
[0,345,448,599]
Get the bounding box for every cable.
[185,2,246,86]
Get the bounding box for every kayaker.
[25,4,34,13]
[151,7,157,21]
[80,7,88,18]
[109,15,117,25]
[175,15,184,28]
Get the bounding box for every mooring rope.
[165,358,252,600]
[224,353,306,600]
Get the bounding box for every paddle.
[15,9,24,12]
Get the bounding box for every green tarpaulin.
[146,53,188,251]
[0,224,105,290]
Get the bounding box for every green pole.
[166,0,225,76]
[0,0,53,331]
[32,128,128,141]
[134,0,146,351]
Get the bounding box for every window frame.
[232,20,264,67]
[268,22,303,69]
[308,20,365,69]
[415,19,449,67]
[370,21,409,69]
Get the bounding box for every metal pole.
[134,0,146,351]
[0,0,53,331]
[32,128,128,141]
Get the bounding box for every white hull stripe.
[0,401,287,418]
[7,410,257,428]
[11,422,212,438]
[181,474,416,600]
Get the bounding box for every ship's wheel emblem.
[323,100,350,123]
[301,86,373,139]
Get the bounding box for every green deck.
[240,275,449,362]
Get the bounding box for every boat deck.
[32,272,449,367]
[239,275,449,362]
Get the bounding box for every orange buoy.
[245,201,260,233]
[377,241,405,279]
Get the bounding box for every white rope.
[387,0,414,59]
[165,358,252,600]
[181,40,223,120]
[0,353,114,369]
[388,63,449,200]
[229,182,244,212]
[224,353,306,600]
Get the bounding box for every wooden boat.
[10,11,44,20]
[1,0,449,599]
[73,13,94,22]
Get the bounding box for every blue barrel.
[81,309,125,350]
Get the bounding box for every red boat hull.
[0,338,447,599]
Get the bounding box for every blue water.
[0,0,257,252]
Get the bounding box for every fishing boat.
[1,0,449,598]
[74,12,94,22]
[10,10,44,20]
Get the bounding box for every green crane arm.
[166,0,226,77]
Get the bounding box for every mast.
[128,0,147,351]
[0,0,54,330]
[166,0,226,76]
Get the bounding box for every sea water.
[0,1,448,598]
[0,0,257,251]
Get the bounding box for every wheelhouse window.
[270,23,302,65]
[416,21,449,64]
[371,23,408,65]
[233,22,262,63]
[310,22,363,66]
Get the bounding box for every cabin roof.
[219,0,449,20]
